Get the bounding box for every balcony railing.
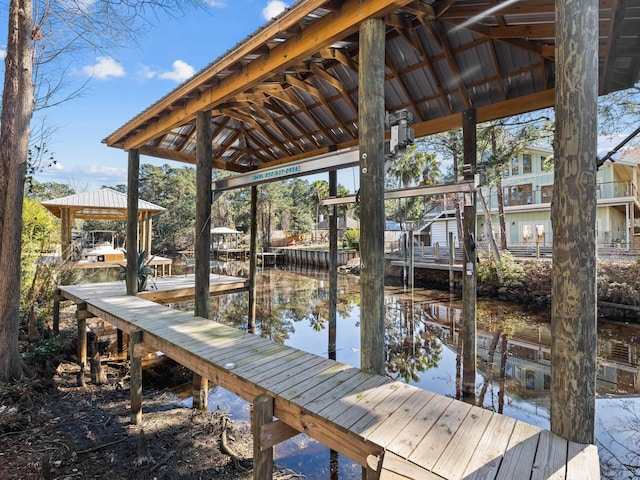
[478,180,638,211]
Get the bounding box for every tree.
[476,118,552,250]
[0,0,208,382]
[138,164,197,252]
[0,0,36,380]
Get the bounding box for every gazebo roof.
[104,0,640,173]
[41,188,166,221]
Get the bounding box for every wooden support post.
[126,149,140,296]
[448,231,455,292]
[551,0,598,444]
[329,170,338,360]
[129,330,143,425]
[76,303,87,368]
[60,208,71,261]
[253,394,274,480]
[195,110,212,319]
[194,110,213,406]
[359,17,386,376]
[462,108,477,400]
[117,329,124,355]
[249,185,258,333]
[192,374,208,411]
[53,290,61,334]
[408,230,414,291]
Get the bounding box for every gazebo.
[41,188,165,261]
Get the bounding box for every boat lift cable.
[597,124,640,169]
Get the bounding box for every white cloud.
[262,0,288,20]
[35,163,127,189]
[135,65,157,81]
[158,60,195,83]
[203,0,226,7]
[82,56,125,80]
[0,49,6,60]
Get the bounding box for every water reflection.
[173,267,640,479]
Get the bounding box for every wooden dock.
[56,279,600,479]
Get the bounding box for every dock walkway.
[57,279,600,479]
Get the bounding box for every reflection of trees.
[384,298,443,383]
[598,400,640,479]
[476,306,527,412]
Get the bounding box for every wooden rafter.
[102,0,639,175]
[116,0,413,150]
[424,19,472,109]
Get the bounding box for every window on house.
[511,157,519,175]
[504,183,533,206]
[541,185,553,203]
[523,153,532,173]
[541,156,548,171]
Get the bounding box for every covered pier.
[97,0,640,476]
[57,281,600,479]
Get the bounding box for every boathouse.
[74,0,640,477]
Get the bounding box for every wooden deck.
[57,279,600,480]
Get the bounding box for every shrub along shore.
[384,252,640,320]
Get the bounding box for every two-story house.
[425,146,640,251]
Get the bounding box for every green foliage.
[343,229,360,251]
[138,164,197,251]
[119,251,154,291]
[21,198,60,310]
[24,330,73,368]
[478,251,524,287]
[25,181,74,201]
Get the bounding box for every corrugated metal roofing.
[41,188,165,220]
[104,0,640,173]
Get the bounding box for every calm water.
[172,267,640,480]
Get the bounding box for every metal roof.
[104,0,640,173]
[41,188,166,220]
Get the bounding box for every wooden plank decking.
[57,280,600,480]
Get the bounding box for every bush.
[343,229,360,251]
[478,250,524,287]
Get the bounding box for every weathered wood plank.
[531,430,567,480]
[349,383,417,439]
[379,452,443,480]
[390,393,453,459]
[407,400,473,469]
[566,442,600,480]
[249,353,323,385]
[495,421,541,480]
[260,419,300,449]
[431,406,494,479]
[365,388,436,445]
[197,335,269,357]
[233,346,303,376]
[462,413,517,480]
[281,365,363,405]
[327,381,404,431]
[261,356,334,393]
[278,363,357,402]
[305,374,389,418]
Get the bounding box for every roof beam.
[120,0,414,150]
[138,145,252,173]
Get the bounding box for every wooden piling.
[249,185,258,333]
[129,330,143,425]
[461,108,477,399]
[358,17,386,376]
[76,303,88,368]
[551,0,598,444]
[329,170,338,360]
[126,149,140,296]
[253,394,274,479]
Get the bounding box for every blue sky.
[1,0,320,191]
[0,1,635,194]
